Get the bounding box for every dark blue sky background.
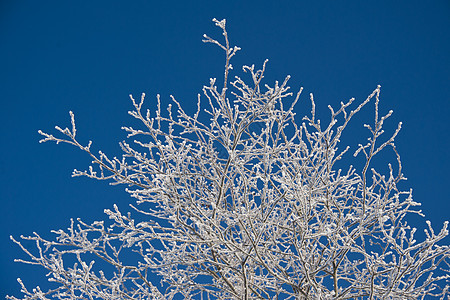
[1,1,449,297]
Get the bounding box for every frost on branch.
[9,19,449,300]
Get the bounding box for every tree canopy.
[8,18,449,300]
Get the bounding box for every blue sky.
[1,1,449,297]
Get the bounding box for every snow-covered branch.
[9,18,449,300]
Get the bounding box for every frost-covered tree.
[8,19,449,300]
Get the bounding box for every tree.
[8,18,449,300]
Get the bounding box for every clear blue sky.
[1,1,449,297]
